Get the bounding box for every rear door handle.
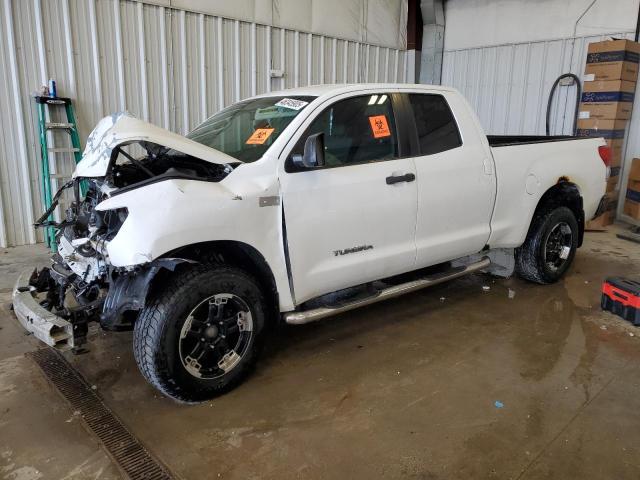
[386,173,416,185]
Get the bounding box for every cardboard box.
[609,156,622,172]
[584,39,640,82]
[625,199,640,219]
[587,190,619,229]
[578,80,636,119]
[603,190,619,210]
[576,118,627,139]
[628,158,640,181]
[606,138,624,163]
[628,178,640,193]
[586,210,615,230]
[624,172,640,219]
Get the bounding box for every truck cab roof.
[252,83,458,101]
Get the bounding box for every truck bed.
[487,135,581,147]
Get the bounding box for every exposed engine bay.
[30,142,233,348]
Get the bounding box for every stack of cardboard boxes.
[577,39,640,228]
[624,158,640,220]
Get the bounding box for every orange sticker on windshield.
[368,115,391,138]
[246,128,275,145]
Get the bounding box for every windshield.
[187,96,315,163]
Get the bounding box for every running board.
[283,257,491,325]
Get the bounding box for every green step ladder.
[34,96,83,251]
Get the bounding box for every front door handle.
[386,173,416,185]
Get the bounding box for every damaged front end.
[13,113,235,350]
[13,177,160,350]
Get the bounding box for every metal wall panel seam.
[250,22,257,96]
[384,48,389,82]
[393,49,398,82]
[354,42,359,82]
[179,10,188,133]
[534,42,549,134]
[319,35,325,83]
[61,0,75,96]
[137,2,149,120]
[331,37,337,83]
[33,0,47,84]
[550,38,567,135]
[307,33,312,85]
[88,0,102,115]
[503,46,516,133]
[0,0,7,246]
[565,35,588,132]
[488,48,497,130]
[353,42,360,83]
[279,27,285,90]
[343,40,348,82]
[159,6,170,128]
[235,20,241,102]
[364,44,370,82]
[4,0,35,244]
[198,13,206,121]
[217,16,225,105]
[518,43,532,134]
[0,171,6,246]
[265,24,271,92]
[294,31,299,87]
[463,49,472,109]
[113,0,126,111]
[403,49,407,83]
[33,0,57,212]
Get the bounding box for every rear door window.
[408,94,462,156]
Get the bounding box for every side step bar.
[283,257,491,325]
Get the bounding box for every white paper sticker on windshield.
[275,98,309,110]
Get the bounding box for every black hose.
[546,73,582,136]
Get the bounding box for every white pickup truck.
[13,84,609,402]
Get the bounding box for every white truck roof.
[253,83,458,100]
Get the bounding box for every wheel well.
[154,241,280,326]
[533,181,585,246]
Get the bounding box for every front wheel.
[515,206,579,284]
[133,265,267,403]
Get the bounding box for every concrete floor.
[1,226,640,480]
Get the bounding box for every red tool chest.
[601,277,640,326]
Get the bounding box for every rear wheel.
[515,206,579,284]
[133,265,267,403]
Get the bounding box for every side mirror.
[293,132,325,169]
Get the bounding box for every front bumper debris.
[12,271,74,350]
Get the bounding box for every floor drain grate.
[27,348,174,480]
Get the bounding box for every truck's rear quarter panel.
[488,137,607,248]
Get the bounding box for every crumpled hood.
[74,112,241,178]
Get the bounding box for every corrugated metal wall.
[441,31,640,221]
[0,0,409,248]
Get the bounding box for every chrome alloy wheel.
[543,222,573,272]
[179,293,253,379]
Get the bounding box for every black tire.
[133,264,267,403]
[515,206,579,284]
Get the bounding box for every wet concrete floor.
[1,226,640,479]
